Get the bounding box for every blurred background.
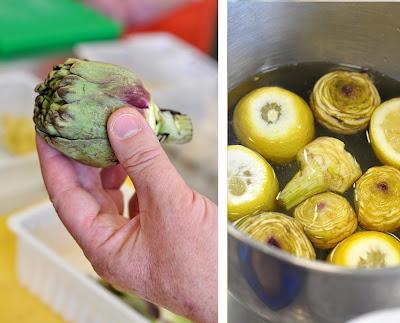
[0,0,217,322]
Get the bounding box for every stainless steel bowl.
[228,2,400,323]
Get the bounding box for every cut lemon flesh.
[370,98,400,168]
[233,87,315,164]
[328,231,400,268]
[228,145,279,221]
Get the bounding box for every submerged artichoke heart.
[277,137,362,209]
[369,98,400,169]
[33,58,192,167]
[311,71,381,134]
[227,145,279,221]
[355,166,400,232]
[328,231,400,269]
[235,212,316,260]
[294,192,357,249]
[233,87,314,164]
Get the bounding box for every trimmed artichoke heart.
[33,58,192,167]
[233,87,315,164]
[328,231,400,269]
[277,137,362,209]
[227,145,279,222]
[310,71,381,134]
[235,212,316,260]
[294,192,357,249]
[369,98,400,169]
[355,166,400,232]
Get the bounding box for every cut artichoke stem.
[261,102,282,124]
[158,109,192,144]
[358,249,386,268]
[146,101,192,144]
[277,169,328,210]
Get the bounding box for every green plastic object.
[0,0,122,58]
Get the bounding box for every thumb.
[107,107,188,207]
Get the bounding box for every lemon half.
[233,87,315,164]
[228,145,279,221]
[370,98,400,169]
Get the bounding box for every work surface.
[0,213,64,323]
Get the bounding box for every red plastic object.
[123,0,217,54]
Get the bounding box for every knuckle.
[123,146,161,175]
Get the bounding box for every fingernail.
[112,113,142,139]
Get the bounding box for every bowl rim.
[228,223,400,276]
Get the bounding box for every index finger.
[36,135,101,246]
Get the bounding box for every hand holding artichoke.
[34,58,192,167]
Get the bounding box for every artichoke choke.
[310,71,380,134]
[235,212,316,260]
[294,192,357,249]
[355,166,400,232]
[34,58,192,167]
[277,137,362,209]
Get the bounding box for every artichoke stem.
[278,169,329,210]
[157,109,193,144]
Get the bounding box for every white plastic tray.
[0,70,47,214]
[8,201,149,323]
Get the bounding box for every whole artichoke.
[34,58,192,167]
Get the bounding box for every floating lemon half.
[370,98,400,169]
[233,87,315,164]
[327,231,400,269]
[228,145,279,221]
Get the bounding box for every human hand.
[36,107,217,322]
